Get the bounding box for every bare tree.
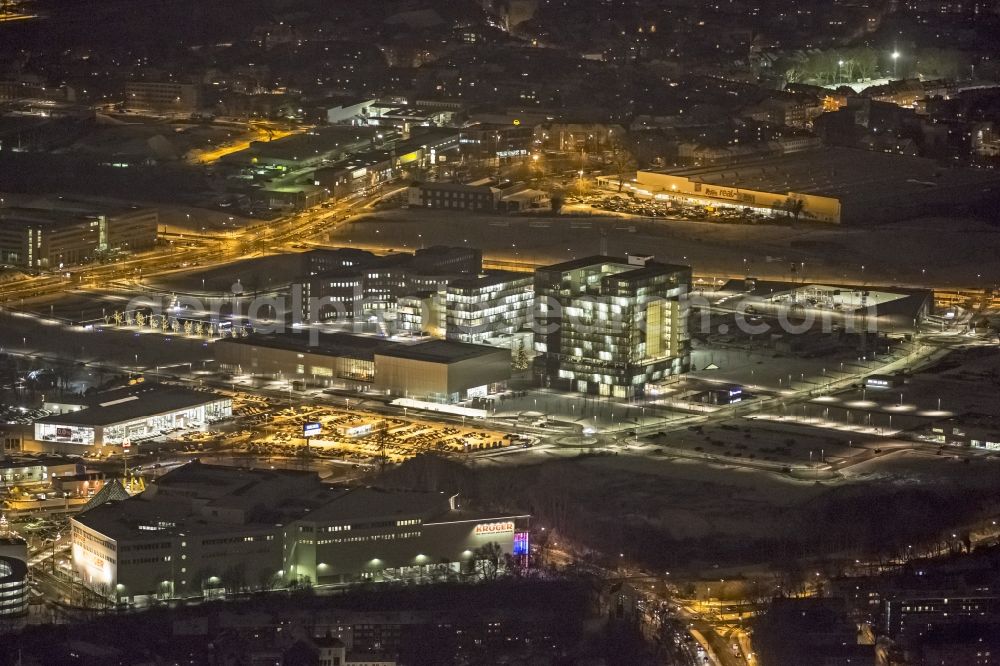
[473,541,505,581]
[609,140,638,193]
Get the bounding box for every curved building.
[0,538,29,617]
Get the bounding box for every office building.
[0,204,157,269]
[446,271,534,346]
[70,462,529,605]
[397,290,445,338]
[407,182,500,212]
[299,246,481,322]
[534,255,691,398]
[124,80,200,113]
[32,384,231,453]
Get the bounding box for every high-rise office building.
[533,255,690,398]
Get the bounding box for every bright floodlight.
[892,51,900,59]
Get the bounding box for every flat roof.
[35,384,227,428]
[250,126,379,161]
[304,486,451,524]
[73,461,519,541]
[537,255,691,277]
[416,181,495,193]
[0,554,27,584]
[375,339,506,364]
[448,270,533,290]
[644,147,1000,204]
[220,332,399,361]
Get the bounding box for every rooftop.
[375,339,506,364]
[35,384,227,428]
[644,147,1000,205]
[247,126,379,162]
[73,462,478,541]
[537,255,691,278]
[220,332,399,361]
[448,270,533,290]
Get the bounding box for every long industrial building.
[71,462,529,605]
[627,147,1000,225]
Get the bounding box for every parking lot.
[571,192,774,224]
[220,402,514,464]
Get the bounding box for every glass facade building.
[446,271,534,345]
[533,256,691,398]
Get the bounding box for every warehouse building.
[623,147,1000,225]
[71,462,529,605]
[32,384,231,454]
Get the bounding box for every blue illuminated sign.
[513,532,529,556]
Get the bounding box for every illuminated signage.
[474,521,515,536]
[513,532,529,556]
[303,422,322,437]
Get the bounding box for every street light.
[892,51,900,78]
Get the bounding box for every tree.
[609,140,638,192]
[473,541,505,581]
[783,197,804,221]
[550,191,564,214]
[375,420,390,472]
[512,338,529,371]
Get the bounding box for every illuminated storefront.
[34,385,232,450]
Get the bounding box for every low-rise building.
[925,414,1000,450]
[373,340,511,403]
[70,462,529,605]
[124,80,200,114]
[32,384,231,454]
[216,332,398,388]
[0,204,157,268]
[407,182,500,212]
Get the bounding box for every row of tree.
[777,47,973,85]
[103,310,251,338]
